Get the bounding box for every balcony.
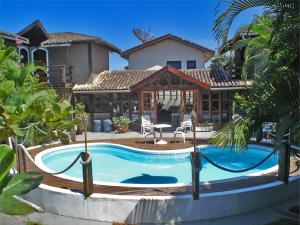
[49,65,73,87]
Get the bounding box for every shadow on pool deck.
[121,173,178,184]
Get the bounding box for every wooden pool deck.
[19,138,300,196]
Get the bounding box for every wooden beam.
[138,91,142,123]
[219,91,222,127]
[198,89,202,122]
[153,91,157,124]
[209,91,212,122]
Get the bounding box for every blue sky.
[0,0,262,69]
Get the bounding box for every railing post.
[191,110,200,200]
[81,152,93,198]
[278,140,290,184]
[191,151,200,200]
[81,114,93,198]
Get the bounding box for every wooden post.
[129,92,132,120]
[180,91,183,122]
[138,90,142,123]
[209,91,212,123]
[191,111,200,200]
[278,141,290,184]
[218,91,222,128]
[82,116,93,198]
[198,89,202,122]
[153,91,157,124]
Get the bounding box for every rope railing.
[16,144,84,175]
[16,144,93,198]
[198,148,279,173]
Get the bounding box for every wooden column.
[129,92,132,120]
[209,91,212,123]
[183,91,186,115]
[138,90,143,123]
[89,94,95,131]
[153,91,157,123]
[219,91,222,127]
[180,90,183,122]
[198,89,202,122]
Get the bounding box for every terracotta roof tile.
[0,30,29,43]
[41,32,121,53]
[73,68,251,93]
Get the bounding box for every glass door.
[142,91,157,123]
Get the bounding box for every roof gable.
[121,34,215,62]
[18,20,49,46]
[130,65,210,91]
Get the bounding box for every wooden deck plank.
[18,138,300,196]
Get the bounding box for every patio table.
[153,124,172,144]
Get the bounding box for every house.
[72,33,252,131]
[121,34,214,70]
[0,20,121,97]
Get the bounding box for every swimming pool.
[35,143,278,186]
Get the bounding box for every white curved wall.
[23,177,300,224]
[128,39,206,70]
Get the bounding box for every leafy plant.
[73,102,86,133]
[112,114,130,129]
[0,38,77,146]
[210,0,300,149]
[0,145,43,215]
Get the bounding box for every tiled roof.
[41,32,121,53]
[121,34,215,62]
[0,30,29,43]
[73,67,251,93]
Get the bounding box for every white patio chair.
[173,127,185,143]
[141,115,153,134]
[144,126,156,144]
[181,114,192,132]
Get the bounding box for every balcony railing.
[49,65,73,87]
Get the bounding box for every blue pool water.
[40,144,278,185]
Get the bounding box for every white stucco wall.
[128,39,206,70]
[48,43,110,84]
[91,43,109,74]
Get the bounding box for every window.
[167,61,181,69]
[187,60,196,69]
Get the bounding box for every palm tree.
[210,0,300,149]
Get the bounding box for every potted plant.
[74,103,86,134]
[195,122,214,132]
[112,114,130,133]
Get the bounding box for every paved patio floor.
[76,131,215,142]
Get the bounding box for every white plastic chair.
[181,114,192,132]
[144,126,156,144]
[141,115,153,134]
[173,127,185,143]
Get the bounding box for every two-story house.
[121,34,214,70]
[1,20,120,98]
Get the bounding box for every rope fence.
[198,148,279,173]
[16,144,85,175]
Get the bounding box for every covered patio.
[72,65,251,131]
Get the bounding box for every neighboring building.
[218,31,258,79]
[0,30,29,47]
[121,34,214,70]
[0,20,121,97]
